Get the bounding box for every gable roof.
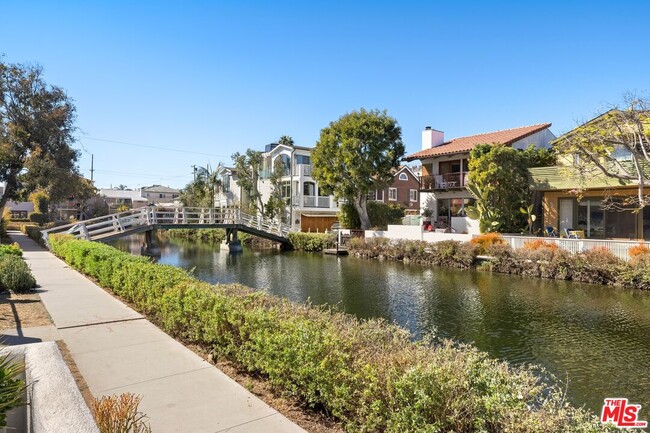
[404,123,552,161]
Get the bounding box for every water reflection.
[109,234,650,412]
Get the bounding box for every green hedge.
[287,232,333,252]
[0,243,22,257]
[163,228,226,243]
[49,235,605,432]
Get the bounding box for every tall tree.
[312,109,404,230]
[0,60,80,214]
[232,149,264,214]
[278,135,294,147]
[553,94,650,208]
[467,144,556,233]
[179,163,225,207]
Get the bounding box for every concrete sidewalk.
[9,232,306,433]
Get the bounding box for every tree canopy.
[232,149,264,214]
[467,144,555,233]
[179,163,225,207]
[0,60,83,213]
[553,94,650,208]
[311,109,404,230]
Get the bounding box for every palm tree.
[195,163,225,208]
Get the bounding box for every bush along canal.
[106,233,650,422]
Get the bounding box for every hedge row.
[49,235,607,433]
[163,228,226,243]
[349,237,650,290]
[286,232,333,252]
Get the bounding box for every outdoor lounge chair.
[563,228,578,239]
[545,226,558,237]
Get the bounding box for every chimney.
[421,126,445,150]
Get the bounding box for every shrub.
[28,212,48,226]
[0,243,22,257]
[338,201,405,230]
[0,354,26,428]
[48,236,604,432]
[287,232,332,252]
[92,393,151,433]
[523,239,559,251]
[628,243,650,257]
[0,255,37,292]
[470,232,506,255]
[164,228,226,243]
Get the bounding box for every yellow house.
[530,165,648,239]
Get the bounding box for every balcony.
[294,195,330,208]
[292,164,313,177]
[420,172,470,191]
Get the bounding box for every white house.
[140,185,180,205]
[257,143,339,232]
[404,123,555,234]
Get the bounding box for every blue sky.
[1,1,648,189]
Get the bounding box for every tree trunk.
[0,176,18,220]
[354,194,371,230]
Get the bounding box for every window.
[409,189,417,202]
[388,188,397,201]
[159,194,164,198]
[367,191,377,200]
[274,154,291,176]
[399,172,408,181]
[295,154,310,165]
[281,181,291,198]
[303,181,315,196]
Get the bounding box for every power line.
[76,136,232,158]
[80,168,191,180]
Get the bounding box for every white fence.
[500,235,641,261]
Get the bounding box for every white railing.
[41,206,292,248]
[499,235,642,261]
[292,164,312,177]
[299,196,330,208]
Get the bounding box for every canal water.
[111,235,650,413]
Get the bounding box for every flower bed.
[49,235,606,432]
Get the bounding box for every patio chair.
[563,228,578,239]
[545,226,558,237]
[434,175,448,189]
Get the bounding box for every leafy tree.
[179,163,225,208]
[265,158,288,221]
[467,144,555,233]
[278,135,294,147]
[29,190,49,214]
[312,109,404,230]
[117,184,128,190]
[0,60,80,214]
[553,94,650,208]
[232,149,264,214]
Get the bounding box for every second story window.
[388,188,397,201]
[303,181,316,196]
[399,172,408,181]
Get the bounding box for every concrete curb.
[1,342,99,433]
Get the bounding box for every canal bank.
[110,233,650,414]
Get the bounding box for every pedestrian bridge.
[41,207,292,250]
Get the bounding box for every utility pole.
[192,165,197,181]
[90,154,95,182]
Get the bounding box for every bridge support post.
[225,228,243,254]
[142,229,161,256]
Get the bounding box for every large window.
[388,188,397,201]
[437,198,475,219]
[409,189,417,202]
[295,154,310,165]
[559,197,638,238]
[281,181,291,199]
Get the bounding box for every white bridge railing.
[41,206,292,248]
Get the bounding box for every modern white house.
[258,142,338,232]
[404,123,555,234]
[214,167,243,208]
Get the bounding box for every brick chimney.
[421,126,445,150]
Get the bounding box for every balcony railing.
[292,164,313,177]
[420,172,470,190]
[294,195,331,208]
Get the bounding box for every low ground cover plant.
[49,235,608,432]
[0,243,22,257]
[0,353,26,428]
[287,232,333,252]
[92,393,151,433]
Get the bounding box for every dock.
[323,247,349,256]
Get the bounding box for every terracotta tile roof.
[404,123,552,161]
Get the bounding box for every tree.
[0,60,80,214]
[179,163,225,208]
[467,144,555,233]
[312,109,404,230]
[232,149,264,214]
[338,201,405,230]
[265,158,288,221]
[278,135,294,147]
[553,94,650,209]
